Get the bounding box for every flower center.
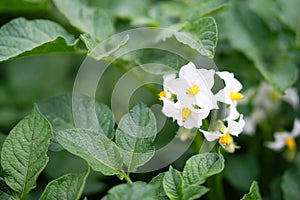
[182,108,191,121]
[285,137,296,150]
[186,84,200,96]
[158,91,167,100]
[230,92,244,101]
[219,132,233,145]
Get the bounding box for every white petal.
[226,104,240,120]
[215,87,231,104]
[182,109,210,129]
[162,99,181,120]
[163,73,176,89]
[216,71,242,92]
[178,62,200,84]
[196,68,215,89]
[228,115,245,136]
[166,78,188,95]
[291,118,300,137]
[282,88,299,109]
[266,132,290,151]
[200,129,222,142]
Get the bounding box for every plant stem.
[122,171,133,183]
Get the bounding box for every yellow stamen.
[182,108,191,121]
[219,132,233,145]
[186,84,200,96]
[270,91,281,100]
[286,137,296,150]
[230,92,244,101]
[158,91,166,101]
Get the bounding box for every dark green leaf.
[183,185,209,200]
[0,0,49,12]
[39,170,89,200]
[0,18,81,62]
[223,155,259,191]
[116,103,157,172]
[163,166,183,200]
[241,181,262,200]
[182,153,225,185]
[56,129,123,178]
[149,173,168,200]
[222,4,298,93]
[1,105,52,199]
[281,154,300,200]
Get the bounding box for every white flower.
[282,88,299,110]
[199,115,245,153]
[166,62,218,110]
[162,98,210,129]
[266,118,300,151]
[158,74,176,100]
[215,71,244,120]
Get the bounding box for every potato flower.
[165,62,218,110]
[162,98,210,129]
[215,71,244,120]
[199,115,245,153]
[266,118,300,151]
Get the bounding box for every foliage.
[0,0,299,199]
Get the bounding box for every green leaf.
[80,33,99,52]
[0,177,16,200]
[1,104,52,199]
[53,0,114,41]
[56,129,123,178]
[182,153,225,185]
[183,185,209,200]
[102,182,156,200]
[0,0,49,12]
[276,0,300,32]
[281,154,300,200]
[241,181,262,200]
[116,103,157,172]
[39,170,89,200]
[163,166,184,200]
[149,173,168,200]
[222,4,298,93]
[38,93,115,139]
[223,154,259,191]
[178,17,218,58]
[0,18,81,62]
[184,0,227,21]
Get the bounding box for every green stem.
[206,173,225,200]
[122,171,133,183]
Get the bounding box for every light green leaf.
[80,33,98,52]
[183,185,209,200]
[101,182,156,200]
[178,17,218,58]
[0,18,81,62]
[163,166,184,200]
[56,129,123,178]
[53,0,114,41]
[141,63,177,75]
[39,170,89,200]
[281,154,300,200]
[222,4,298,93]
[116,103,157,172]
[38,93,115,139]
[1,104,52,199]
[276,0,300,32]
[182,153,225,185]
[184,0,227,21]
[241,181,262,200]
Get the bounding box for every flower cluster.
[159,62,245,153]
